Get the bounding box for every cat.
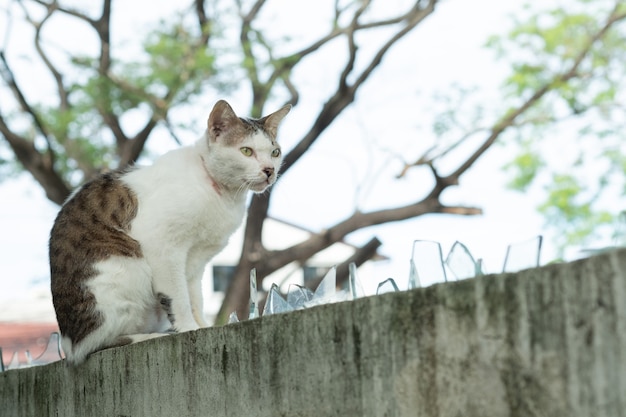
[49,100,290,365]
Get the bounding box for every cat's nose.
[263,167,274,179]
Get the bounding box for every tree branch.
[89,0,131,151]
[335,237,382,287]
[119,117,159,167]
[0,51,55,154]
[397,126,488,179]
[32,0,96,23]
[0,115,70,204]
[194,0,211,45]
[94,0,112,73]
[17,0,70,110]
[351,0,436,92]
[266,0,436,100]
[447,2,626,183]
[282,0,438,177]
[261,197,480,277]
[239,0,267,115]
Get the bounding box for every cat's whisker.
[235,182,248,200]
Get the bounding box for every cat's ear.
[207,100,242,142]
[262,104,292,138]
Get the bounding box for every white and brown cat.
[49,100,290,365]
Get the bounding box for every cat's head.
[204,100,291,194]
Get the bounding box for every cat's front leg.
[186,251,211,327]
[150,256,200,332]
[189,279,209,327]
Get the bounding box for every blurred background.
[1,0,625,367]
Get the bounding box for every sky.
[0,0,580,322]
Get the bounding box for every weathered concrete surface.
[2,248,626,417]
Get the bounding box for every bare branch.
[194,0,211,45]
[119,117,159,167]
[164,116,183,146]
[351,0,436,92]
[262,197,480,276]
[281,2,438,177]
[281,29,344,67]
[259,1,437,115]
[105,71,169,113]
[333,0,342,22]
[239,0,268,114]
[337,19,358,95]
[272,0,431,80]
[87,0,131,152]
[31,0,97,24]
[335,237,381,286]
[16,1,70,109]
[0,114,70,204]
[1,5,13,51]
[281,74,299,107]
[94,0,111,73]
[0,51,55,154]
[396,126,488,179]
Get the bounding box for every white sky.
[0,0,587,321]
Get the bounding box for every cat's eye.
[240,147,253,157]
[271,148,281,158]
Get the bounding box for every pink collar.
[200,156,222,196]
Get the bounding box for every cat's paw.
[174,323,200,333]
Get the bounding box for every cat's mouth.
[249,178,273,193]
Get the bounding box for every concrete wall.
[2,248,625,417]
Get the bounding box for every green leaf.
[504,147,545,191]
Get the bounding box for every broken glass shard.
[228,311,240,324]
[286,284,314,309]
[25,350,33,366]
[306,266,351,307]
[305,266,336,307]
[349,262,365,299]
[0,333,64,371]
[476,258,485,275]
[8,351,19,370]
[408,258,420,289]
[262,284,293,316]
[411,240,448,286]
[377,278,400,294]
[445,241,480,280]
[315,266,336,298]
[248,268,260,319]
[31,332,63,364]
[503,235,542,273]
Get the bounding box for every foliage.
[0,4,230,191]
[487,0,626,253]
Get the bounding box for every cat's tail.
[62,333,168,365]
[61,333,132,366]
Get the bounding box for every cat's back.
[50,171,142,282]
